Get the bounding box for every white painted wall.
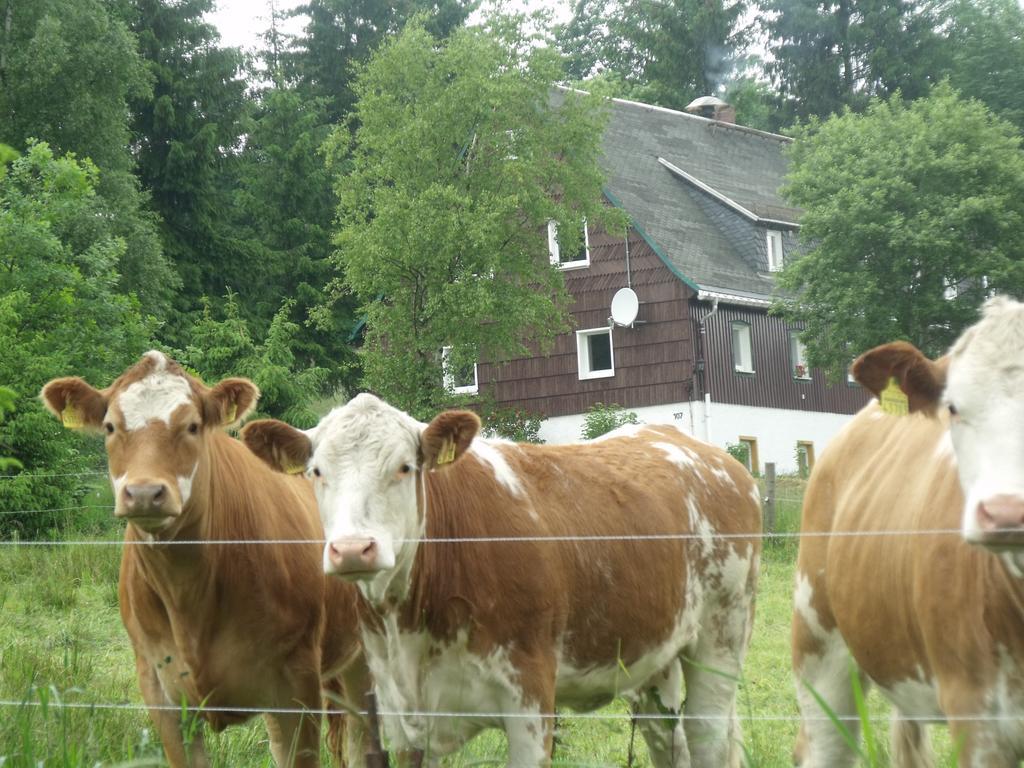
[538,399,859,475]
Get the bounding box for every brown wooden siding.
[697,304,870,415]
[480,225,696,417]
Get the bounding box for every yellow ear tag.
[879,377,909,416]
[283,460,306,475]
[224,403,238,425]
[61,404,83,429]
[437,437,456,466]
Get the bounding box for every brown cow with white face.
[792,296,1024,768]
[41,351,370,768]
[243,393,762,767]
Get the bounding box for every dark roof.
[597,96,800,299]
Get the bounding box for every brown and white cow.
[241,393,761,767]
[41,351,370,768]
[792,296,1024,768]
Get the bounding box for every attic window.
[548,220,590,270]
[767,230,784,272]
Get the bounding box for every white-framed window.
[576,327,614,379]
[767,230,784,272]
[790,331,810,379]
[441,346,478,395]
[548,219,590,270]
[731,321,754,373]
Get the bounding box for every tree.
[776,84,1024,379]
[124,0,248,334]
[757,0,946,121]
[944,0,1024,131]
[285,0,477,122]
[0,0,177,318]
[557,0,749,111]
[328,17,621,417]
[0,143,154,535]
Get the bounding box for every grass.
[0,479,962,766]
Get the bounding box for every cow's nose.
[327,538,379,574]
[977,495,1024,531]
[122,483,168,514]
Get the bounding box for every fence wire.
[1,698,1019,724]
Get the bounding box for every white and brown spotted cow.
[41,352,370,768]
[793,296,1024,768]
[241,393,761,767]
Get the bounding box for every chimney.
[685,96,736,125]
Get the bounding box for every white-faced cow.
[41,351,370,768]
[241,393,761,767]
[793,296,1024,767]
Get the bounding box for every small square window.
[549,220,590,270]
[576,328,614,379]
[797,441,815,477]
[790,331,810,379]
[767,230,784,272]
[731,321,754,373]
[442,346,478,395]
[738,436,759,475]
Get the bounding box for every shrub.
[581,403,639,441]
[481,406,545,444]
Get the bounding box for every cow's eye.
[398,463,413,476]
[312,467,321,478]
[188,423,199,434]
[948,403,959,417]
[104,422,115,435]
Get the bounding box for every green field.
[0,480,959,766]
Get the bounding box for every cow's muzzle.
[326,537,382,580]
[116,482,180,531]
[973,494,1024,549]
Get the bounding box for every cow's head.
[41,351,259,534]
[242,393,479,582]
[854,296,1024,550]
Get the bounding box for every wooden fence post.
[365,692,390,768]
[764,462,776,534]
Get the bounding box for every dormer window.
[548,220,590,270]
[767,230,784,272]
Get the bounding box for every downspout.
[697,297,719,443]
[624,226,632,290]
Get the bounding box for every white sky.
[205,0,571,52]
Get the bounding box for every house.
[455,94,869,475]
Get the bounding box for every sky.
[205,0,570,51]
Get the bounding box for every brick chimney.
[685,96,736,125]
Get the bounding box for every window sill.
[579,369,615,380]
[556,260,590,271]
[451,386,479,395]
[734,368,756,375]
[793,375,812,382]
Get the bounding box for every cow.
[40,351,370,768]
[240,393,762,767]
[792,296,1024,768]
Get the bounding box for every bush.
[581,402,639,440]
[481,406,545,444]
[727,441,751,469]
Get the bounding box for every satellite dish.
[610,287,640,327]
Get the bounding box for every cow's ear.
[40,377,107,431]
[421,410,480,470]
[852,341,948,415]
[241,419,315,474]
[204,377,260,428]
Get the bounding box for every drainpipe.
[624,226,632,289]
[697,297,719,444]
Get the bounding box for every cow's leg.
[135,655,210,768]
[681,639,745,768]
[264,667,323,768]
[633,659,689,768]
[503,667,554,768]
[889,713,934,768]
[791,613,865,768]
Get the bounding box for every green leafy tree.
[558,0,749,110]
[0,143,154,536]
[757,0,946,120]
[0,0,177,318]
[581,402,639,440]
[285,0,476,122]
[944,0,1024,131]
[328,17,620,418]
[124,0,248,333]
[776,84,1024,379]
[179,293,330,429]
